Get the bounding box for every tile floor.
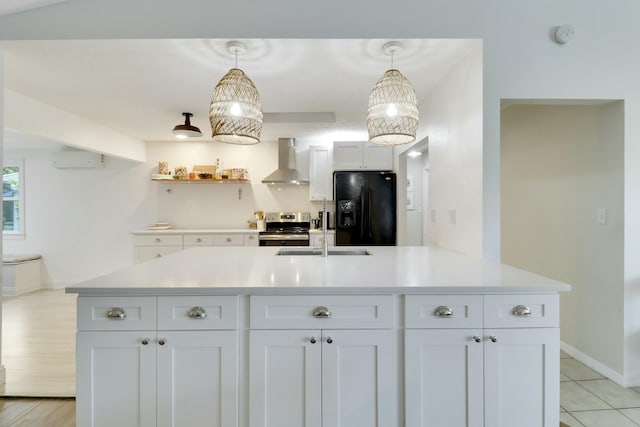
[561,351,640,426]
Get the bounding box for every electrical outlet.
[448,209,457,225]
[597,208,607,225]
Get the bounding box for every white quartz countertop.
[66,246,571,296]
[132,228,259,235]
[132,229,333,234]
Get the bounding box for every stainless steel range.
[259,212,311,246]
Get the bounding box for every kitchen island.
[67,246,570,427]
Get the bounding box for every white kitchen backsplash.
[147,140,327,229]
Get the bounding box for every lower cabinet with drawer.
[248,295,396,427]
[76,296,238,427]
[73,292,561,427]
[404,294,559,427]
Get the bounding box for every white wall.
[3,148,152,285]
[501,103,625,382]
[147,139,322,228]
[423,48,483,257]
[405,155,424,245]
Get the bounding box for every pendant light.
[209,41,263,145]
[367,42,419,146]
[172,112,202,139]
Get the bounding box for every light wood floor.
[1,289,76,397]
[0,397,75,426]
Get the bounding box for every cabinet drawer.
[134,234,183,246]
[250,295,393,329]
[134,246,182,264]
[77,297,156,331]
[158,296,238,330]
[213,234,244,246]
[484,294,559,328]
[405,295,483,329]
[184,234,215,246]
[243,234,259,246]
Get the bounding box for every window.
[3,160,25,238]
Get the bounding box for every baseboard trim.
[560,341,633,387]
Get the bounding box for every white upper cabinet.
[333,141,393,171]
[309,145,333,201]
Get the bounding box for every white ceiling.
[1,38,480,148]
[0,0,70,16]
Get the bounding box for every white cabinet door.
[249,330,322,427]
[309,145,333,201]
[77,331,157,427]
[333,141,365,170]
[157,331,238,427]
[363,144,393,170]
[405,329,484,427]
[310,232,335,248]
[484,328,559,427]
[322,329,396,427]
[334,141,393,170]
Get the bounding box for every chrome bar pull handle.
[313,306,332,318]
[188,306,207,319]
[434,306,453,317]
[106,307,126,320]
[512,305,532,317]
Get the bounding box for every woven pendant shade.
[210,67,263,145]
[367,68,419,146]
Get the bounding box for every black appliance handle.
[367,187,373,238]
[359,190,365,239]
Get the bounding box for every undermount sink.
[276,248,372,256]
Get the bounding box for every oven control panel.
[264,212,311,223]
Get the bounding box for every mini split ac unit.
[53,151,105,169]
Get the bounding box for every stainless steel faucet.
[322,198,328,257]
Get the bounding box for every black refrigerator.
[334,170,396,246]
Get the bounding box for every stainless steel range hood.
[262,138,309,185]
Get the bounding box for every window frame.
[3,158,25,239]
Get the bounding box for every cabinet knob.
[473,336,482,343]
[196,238,202,243]
[158,338,167,346]
[489,336,498,343]
[155,238,161,243]
[188,306,207,319]
[226,237,232,243]
[310,337,317,344]
[434,306,453,317]
[155,253,162,258]
[141,338,150,345]
[326,337,333,344]
[313,306,332,318]
[106,307,126,320]
[512,305,532,317]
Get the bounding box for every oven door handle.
[259,234,310,241]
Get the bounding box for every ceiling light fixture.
[367,41,419,146]
[209,41,263,145]
[172,112,202,139]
